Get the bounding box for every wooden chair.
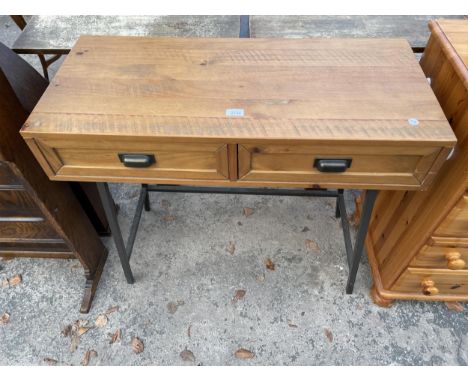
[0,62,108,312]
[0,42,110,234]
[9,15,62,80]
[0,40,47,113]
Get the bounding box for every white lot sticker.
[408,118,419,126]
[225,108,245,117]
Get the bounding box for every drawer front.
[30,137,230,183]
[237,143,442,189]
[393,267,468,295]
[0,189,36,210]
[411,245,468,270]
[0,242,73,258]
[0,190,41,220]
[433,194,468,237]
[0,162,23,189]
[430,236,468,247]
[0,221,62,243]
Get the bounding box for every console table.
[20,36,456,298]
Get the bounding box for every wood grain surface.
[23,36,453,141]
[435,19,468,65]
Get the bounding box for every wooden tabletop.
[23,35,455,146]
[250,16,465,52]
[12,16,241,54]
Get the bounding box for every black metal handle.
[314,158,352,173]
[118,153,155,168]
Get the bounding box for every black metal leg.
[345,190,378,294]
[143,184,151,211]
[126,186,148,261]
[96,183,134,284]
[335,192,341,218]
[338,190,354,267]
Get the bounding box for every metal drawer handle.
[314,158,352,173]
[118,153,155,168]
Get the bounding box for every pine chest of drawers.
[365,20,468,306]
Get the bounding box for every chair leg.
[38,54,49,81]
[37,53,62,81]
[10,15,27,30]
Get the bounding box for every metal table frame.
[96,183,377,294]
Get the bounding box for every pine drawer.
[410,245,468,270]
[237,143,445,189]
[393,267,468,295]
[26,137,231,184]
[433,194,468,238]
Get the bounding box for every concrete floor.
[0,16,467,366]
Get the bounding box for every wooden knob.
[445,252,465,270]
[421,279,439,296]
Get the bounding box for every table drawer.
[237,143,443,189]
[29,137,231,183]
[411,245,468,270]
[393,267,468,295]
[433,194,468,237]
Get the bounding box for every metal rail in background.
[239,15,250,38]
[147,184,339,197]
[97,183,377,294]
